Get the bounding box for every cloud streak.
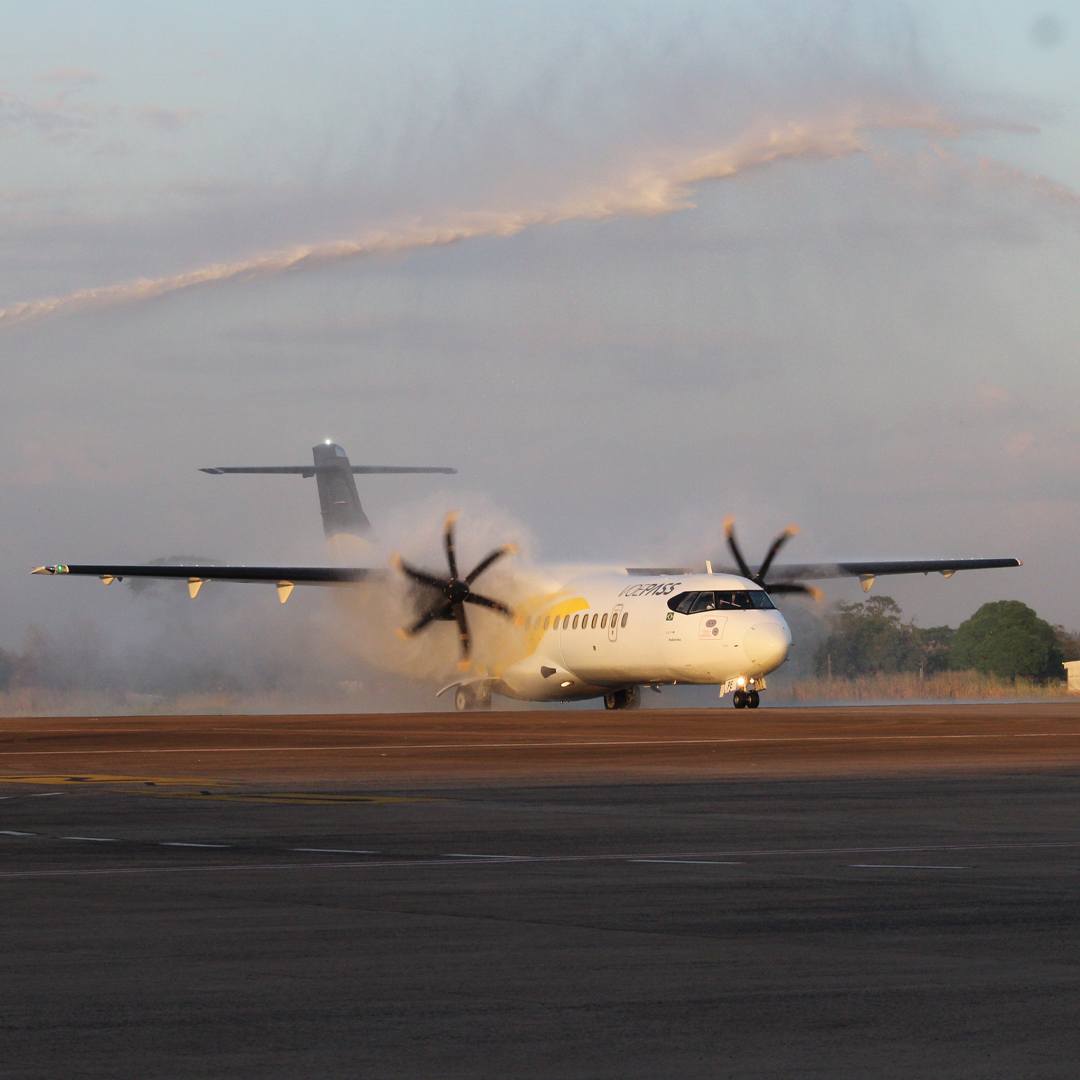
[0,102,1010,327]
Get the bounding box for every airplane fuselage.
[487,571,791,703]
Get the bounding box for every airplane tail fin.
[201,443,455,540]
[311,441,370,537]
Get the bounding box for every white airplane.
[32,489,1020,710]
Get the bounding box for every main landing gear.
[453,684,492,712]
[732,689,760,709]
[603,687,641,711]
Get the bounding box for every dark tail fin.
[200,443,456,540]
[311,441,369,537]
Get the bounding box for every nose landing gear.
[733,689,760,709]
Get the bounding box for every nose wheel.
[733,689,760,709]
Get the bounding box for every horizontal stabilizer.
[201,465,456,475]
[201,442,456,539]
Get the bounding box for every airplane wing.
[30,563,385,602]
[625,557,1022,584]
[200,466,456,475]
[764,557,1022,582]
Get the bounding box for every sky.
[1,1,1079,673]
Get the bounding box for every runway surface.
[3,703,1080,1077]
[4,701,1080,787]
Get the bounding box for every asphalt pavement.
[2,705,1080,1078]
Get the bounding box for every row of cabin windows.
[666,589,776,614]
[524,611,630,632]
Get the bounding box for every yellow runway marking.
[0,773,220,787]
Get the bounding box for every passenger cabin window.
[601,613,608,629]
[563,615,571,630]
[591,613,599,629]
[621,612,628,628]
[572,614,579,629]
[543,615,550,629]
[667,590,775,613]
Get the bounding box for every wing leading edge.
[31,564,381,583]
[625,557,1022,583]
[30,564,385,603]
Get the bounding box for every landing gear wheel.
[453,685,491,712]
[732,689,747,709]
[604,687,640,711]
[747,689,760,709]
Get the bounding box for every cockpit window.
[667,589,775,613]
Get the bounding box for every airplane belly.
[497,650,606,701]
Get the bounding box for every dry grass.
[775,669,1071,703]
[0,688,367,717]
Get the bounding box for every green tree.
[1053,624,1080,663]
[815,595,921,677]
[951,601,1063,681]
[912,625,955,676]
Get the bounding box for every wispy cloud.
[0,103,974,326]
[0,89,95,140]
[134,105,200,132]
[38,67,100,88]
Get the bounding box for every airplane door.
[608,604,623,643]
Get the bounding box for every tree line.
[814,595,1075,683]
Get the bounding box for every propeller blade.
[403,601,453,636]
[392,555,447,593]
[766,582,823,602]
[723,516,754,580]
[757,525,799,584]
[453,602,471,665]
[465,592,514,618]
[443,511,460,581]
[465,543,518,585]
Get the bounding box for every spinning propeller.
[723,516,823,600]
[392,512,518,668]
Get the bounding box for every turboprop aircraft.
[31,496,1020,709]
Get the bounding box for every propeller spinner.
[392,512,518,668]
[723,516,822,601]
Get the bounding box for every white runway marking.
[62,836,119,843]
[0,857,517,880]
[0,835,1072,882]
[0,830,36,836]
[3,730,1080,757]
[443,853,525,860]
[290,847,379,854]
[159,842,232,849]
[631,858,745,866]
[848,863,970,870]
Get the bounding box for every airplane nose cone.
[743,622,790,672]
